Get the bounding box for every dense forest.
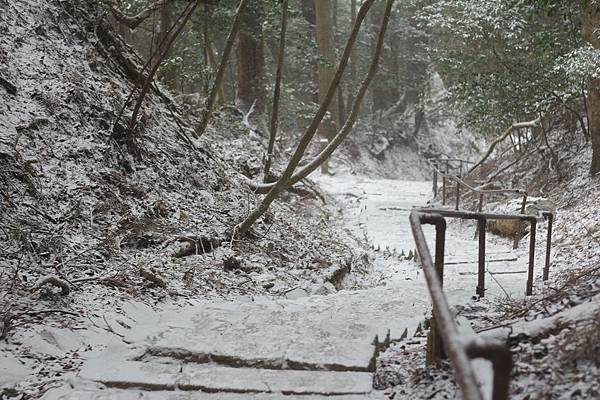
[106,0,600,178]
[1,1,600,399]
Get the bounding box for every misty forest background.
[107,0,600,179]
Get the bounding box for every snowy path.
[317,174,533,300]
[41,175,529,400]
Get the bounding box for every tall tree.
[159,1,177,89]
[250,0,396,194]
[314,0,339,140]
[237,2,266,114]
[347,0,358,109]
[235,0,376,236]
[195,0,251,137]
[370,1,399,112]
[582,0,600,175]
[264,0,289,182]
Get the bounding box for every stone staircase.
[42,287,425,399]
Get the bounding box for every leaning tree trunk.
[248,0,395,194]
[235,0,376,236]
[583,1,600,175]
[195,0,251,137]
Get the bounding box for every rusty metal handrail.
[415,207,553,296]
[410,211,511,400]
[427,158,527,211]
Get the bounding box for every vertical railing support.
[526,220,537,296]
[513,193,528,249]
[476,218,487,297]
[543,212,553,281]
[455,179,460,211]
[433,163,438,198]
[466,342,512,400]
[442,175,447,205]
[422,214,447,365]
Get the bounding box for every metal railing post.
[543,212,553,281]
[442,175,447,205]
[421,214,447,364]
[477,217,487,297]
[526,220,537,296]
[455,179,460,211]
[513,193,528,249]
[433,163,438,198]
[473,193,485,239]
[466,342,512,400]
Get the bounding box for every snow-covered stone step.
[118,288,424,373]
[43,386,384,400]
[76,360,374,395]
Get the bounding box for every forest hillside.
[1,1,600,400]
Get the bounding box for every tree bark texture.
[159,1,177,89]
[264,0,288,181]
[582,1,600,175]
[370,0,399,112]
[315,0,339,140]
[237,3,265,114]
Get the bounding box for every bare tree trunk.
[346,0,357,109]
[263,0,288,182]
[159,1,177,89]
[314,0,339,140]
[582,1,600,175]
[369,0,398,112]
[334,0,346,127]
[195,0,251,138]
[235,0,376,236]
[128,1,197,133]
[237,3,265,114]
[297,0,318,132]
[249,0,395,194]
[203,4,225,101]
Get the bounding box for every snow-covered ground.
[316,172,545,302]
